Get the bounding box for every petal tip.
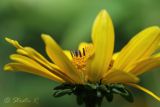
[3,65,13,71]
[150,26,160,35]
[147,26,160,32]
[100,9,107,14]
[41,34,48,39]
[98,9,109,18]
[5,37,12,43]
[5,37,22,48]
[41,33,49,37]
[41,34,53,43]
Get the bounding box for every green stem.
[83,95,102,107]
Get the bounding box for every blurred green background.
[0,0,160,107]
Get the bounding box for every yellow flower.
[4,9,160,102]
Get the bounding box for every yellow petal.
[78,42,94,59]
[130,53,160,76]
[22,48,71,79]
[5,37,74,83]
[5,38,63,75]
[102,70,139,84]
[41,34,83,84]
[126,83,160,101]
[63,50,72,60]
[5,37,23,48]
[112,52,119,60]
[6,37,54,70]
[4,63,64,83]
[9,54,73,82]
[23,47,68,73]
[113,26,160,72]
[90,9,115,81]
[17,47,53,70]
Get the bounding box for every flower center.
[71,44,94,71]
[71,49,87,71]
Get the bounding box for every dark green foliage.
[53,83,134,107]
[111,84,134,102]
[53,89,73,97]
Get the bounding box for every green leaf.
[112,87,126,95]
[53,89,73,97]
[99,85,110,93]
[84,83,97,90]
[120,89,134,103]
[112,86,134,102]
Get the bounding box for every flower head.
[4,9,160,106]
